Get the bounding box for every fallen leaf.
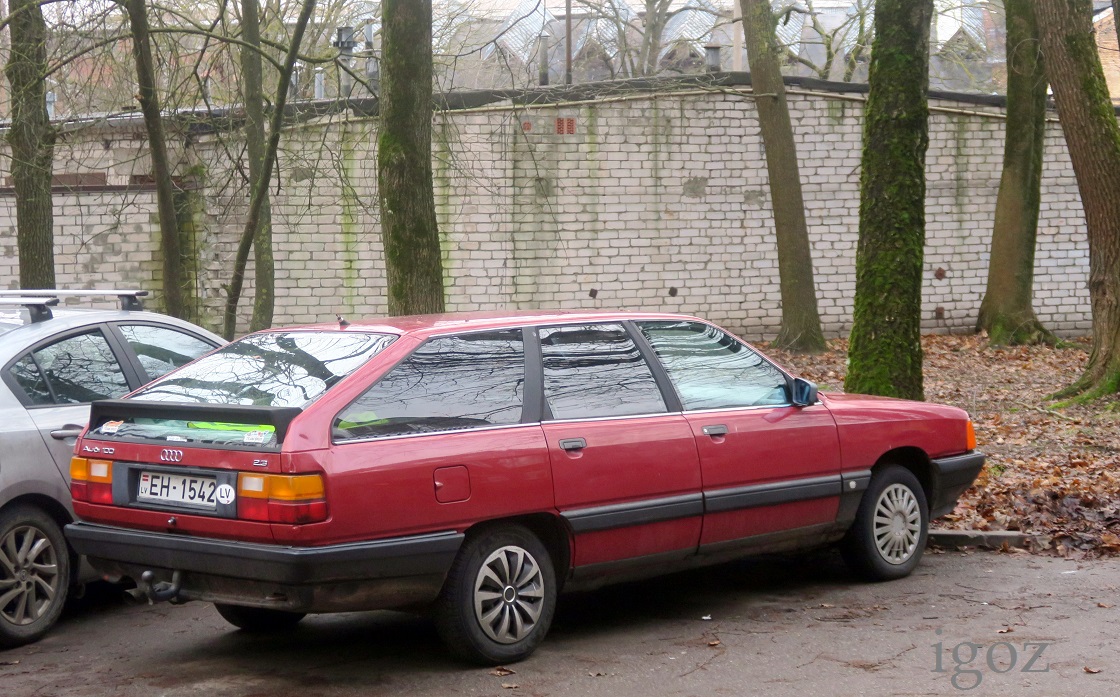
[490,667,516,677]
[701,614,712,621]
[501,683,520,689]
[997,627,1013,634]
[1084,667,1101,674]
[708,640,721,647]
[1098,602,1114,608]
[588,671,606,677]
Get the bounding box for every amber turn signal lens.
[966,421,977,451]
[70,457,89,482]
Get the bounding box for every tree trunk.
[844,0,934,401]
[221,0,316,339]
[1036,0,1120,401]
[740,0,826,353]
[6,0,55,289]
[378,0,446,316]
[124,0,186,318]
[239,0,274,332]
[976,0,1054,346]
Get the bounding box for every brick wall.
[0,85,1093,340]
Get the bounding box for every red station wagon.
[64,311,983,664]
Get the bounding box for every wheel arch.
[1,493,74,530]
[872,447,933,507]
[1,494,78,577]
[463,513,572,590]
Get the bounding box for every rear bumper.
[929,451,985,518]
[65,522,463,612]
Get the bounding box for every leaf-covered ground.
[765,334,1120,558]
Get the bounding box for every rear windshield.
[90,331,396,449]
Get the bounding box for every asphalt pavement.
[2,548,1117,697]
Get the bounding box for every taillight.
[70,457,113,504]
[966,420,977,451]
[237,473,328,524]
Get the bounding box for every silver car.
[0,291,223,647]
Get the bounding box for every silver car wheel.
[0,523,61,626]
[473,545,545,644]
[873,483,922,565]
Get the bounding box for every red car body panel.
[543,414,703,565]
[820,393,971,467]
[686,403,842,545]
[324,426,555,543]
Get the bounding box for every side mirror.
[792,377,818,407]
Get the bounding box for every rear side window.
[333,329,525,441]
[131,331,396,408]
[540,324,666,420]
[638,321,788,409]
[9,354,53,405]
[7,330,130,405]
[118,324,217,380]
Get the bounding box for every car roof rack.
[0,289,148,312]
[0,297,62,323]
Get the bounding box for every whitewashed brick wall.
[0,86,1093,339]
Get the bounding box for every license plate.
[137,471,219,509]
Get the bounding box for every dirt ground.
[767,334,1120,557]
[2,549,1117,697]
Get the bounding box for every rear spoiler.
[88,400,304,445]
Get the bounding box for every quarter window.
[540,324,666,420]
[334,329,525,441]
[9,354,52,406]
[638,321,789,409]
[9,330,130,405]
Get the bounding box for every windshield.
[88,331,396,450]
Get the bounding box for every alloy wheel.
[0,524,61,626]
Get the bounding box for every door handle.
[558,438,587,451]
[51,427,84,440]
[702,424,728,437]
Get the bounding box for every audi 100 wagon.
[64,311,984,664]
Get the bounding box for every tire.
[214,604,305,632]
[435,525,557,665]
[841,465,929,581]
[0,504,71,648]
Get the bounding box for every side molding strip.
[704,475,842,514]
[562,493,704,533]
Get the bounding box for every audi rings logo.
[160,449,184,463]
